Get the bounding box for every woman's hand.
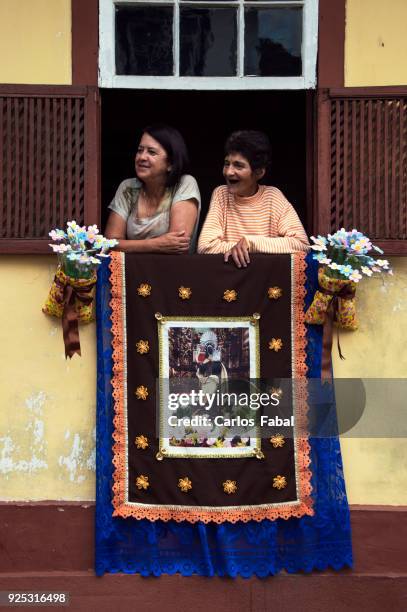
[224,237,250,268]
[158,231,190,254]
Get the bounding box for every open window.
[101,89,310,234]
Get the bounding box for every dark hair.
[141,124,190,188]
[224,130,271,172]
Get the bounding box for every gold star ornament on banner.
[135,385,149,400]
[223,289,237,303]
[178,477,192,492]
[134,435,149,450]
[270,434,285,448]
[268,286,283,300]
[178,286,192,300]
[136,475,149,490]
[136,340,149,354]
[137,283,151,297]
[273,475,287,490]
[268,338,283,352]
[223,480,237,494]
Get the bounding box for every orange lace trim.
[291,252,313,517]
[110,252,314,523]
[109,252,128,516]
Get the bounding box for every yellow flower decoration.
[223,480,237,494]
[136,475,149,490]
[136,340,149,355]
[223,289,237,303]
[271,387,283,399]
[137,283,151,297]
[268,286,283,300]
[273,475,287,490]
[270,434,285,448]
[178,286,192,300]
[135,435,149,450]
[268,338,283,352]
[178,477,192,492]
[135,385,149,400]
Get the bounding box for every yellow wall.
[345,0,407,86]
[0,257,406,503]
[0,0,406,504]
[0,258,95,501]
[0,0,71,85]
[332,257,407,504]
[343,0,407,503]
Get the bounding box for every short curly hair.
[224,130,271,171]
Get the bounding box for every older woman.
[105,124,200,254]
[197,130,309,267]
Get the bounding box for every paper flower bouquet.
[43,221,118,356]
[305,228,392,330]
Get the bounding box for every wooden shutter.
[316,88,407,255]
[0,85,99,253]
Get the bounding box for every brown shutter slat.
[28,98,35,238]
[21,98,28,237]
[367,100,374,236]
[66,98,73,223]
[343,99,349,229]
[351,100,358,230]
[375,101,381,239]
[335,100,342,230]
[391,101,398,238]
[44,97,51,235]
[75,97,82,226]
[52,98,58,234]
[35,98,42,238]
[0,85,99,253]
[13,99,20,237]
[6,99,12,238]
[59,98,66,228]
[0,101,3,235]
[317,88,407,255]
[400,101,406,237]
[383,101,390,238]
[359,100,365,232]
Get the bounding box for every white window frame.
[99,0,318,90]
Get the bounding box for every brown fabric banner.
[110,252,313,524]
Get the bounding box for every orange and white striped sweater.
[197,185,310,254]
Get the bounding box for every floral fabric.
[304,268,358,330]
[43,266,96,322]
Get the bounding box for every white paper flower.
[349,270,362,282]
[361,266,373,277]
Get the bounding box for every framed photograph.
[158,317,261,458]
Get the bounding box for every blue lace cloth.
[95,254,353,577]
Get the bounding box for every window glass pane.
[244,8,302,76]
[180,8,237,76]
[115,5,173,76]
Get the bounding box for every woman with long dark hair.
[105,124,200,253]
